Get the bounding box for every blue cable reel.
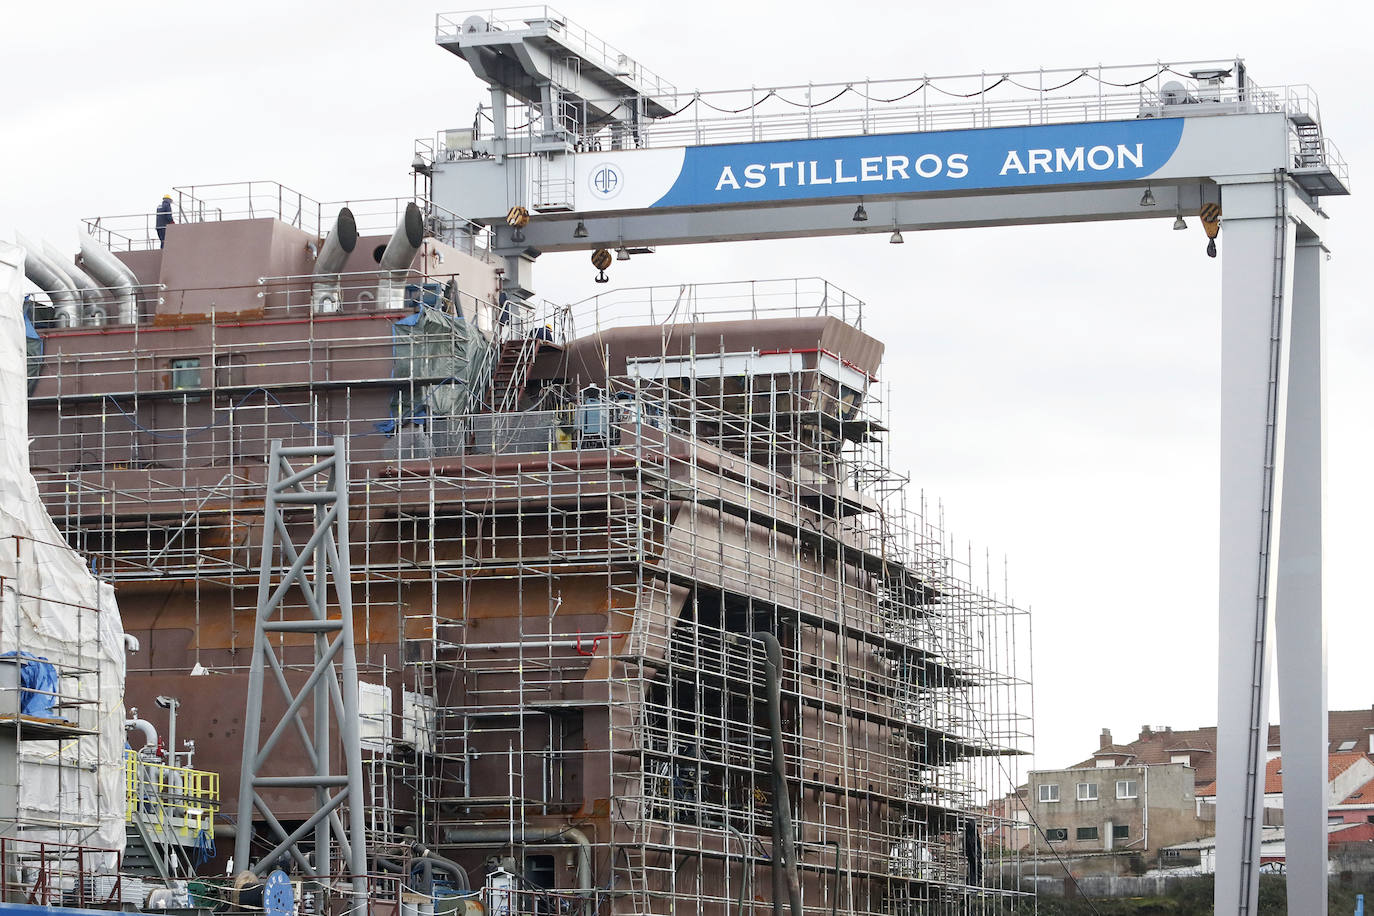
[263,869,295,916]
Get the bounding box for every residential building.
[1077,709,1374,797]
[1022,711,1374,873]
[1195,751,1374,815]
[1163,821,1374,875]
[1027,763,1212,858]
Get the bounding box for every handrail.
[81,189,491,257]
[0,836,122,908]
[442,53,1339,166]
[436,6,677,98]
[125,750,221,839]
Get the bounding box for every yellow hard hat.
[163,194,172,199]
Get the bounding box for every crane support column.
[1214,173,1333,916]
[1275,231,1327,916]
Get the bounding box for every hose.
[753,632,802,916]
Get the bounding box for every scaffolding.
[26,238,1034,914]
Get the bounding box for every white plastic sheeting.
[0,241,127,857]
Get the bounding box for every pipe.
[373,853,403,874]
[78,233,140,325]
[962,819,981,885]
[311,207,358,313]
[376,202,425,309]
[820,839,840,916]
[41,241,108,325]
[441,825,591,909]
[16,234,80,327]
[125,716,158,751]
[753,632,802,916]
[727,825,752,916]
[409,844,471,894]
[159,697,179,767]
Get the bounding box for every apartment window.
[170,357,203,403]
[1076,826,1098,841]
[1045,828,1068,842]
[171,358,202,390]
[1117,780,1139,799]
[1077,782,1098,801]
[1113,824,1130,840]
[214,353,247,389]
[1038,784,1060,803]
[1339,740,1358,752]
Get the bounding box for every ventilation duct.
[78,234,141,325]
[311,207,359,313]
[15,234,81,328]
[42,241,108,326]
[376,202,425,309]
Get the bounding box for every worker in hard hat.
[155,194,174,248]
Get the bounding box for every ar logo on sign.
[589,163,623,200]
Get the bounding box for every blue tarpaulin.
[22,301,43,395]
[0,651,59,718]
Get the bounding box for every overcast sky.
[2,0,1371,774]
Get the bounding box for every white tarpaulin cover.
[0,240,126,856]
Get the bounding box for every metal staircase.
[1286,99,1350,195]
[123,822,168,880]
[489,336,561,412]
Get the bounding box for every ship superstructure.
[19,181,1033,914]
[3,7,1053,915]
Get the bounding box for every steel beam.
[490,184,1220,255]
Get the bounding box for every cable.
[1094,66,1174,88]
[916,600,1106,915]
[1002,71,1090,93]
[480,61,1213,146]
[770,86,855,109]
[696,89,779,114]
[100,376,469,444]
[852,83,929,104]
[194,827,217,867]
[922,75,1009,98]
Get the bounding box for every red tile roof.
[1330,752,1369,781]
[1072,727,1219,786]
[1265,757,1283,794]
[1342,776,1374,805]
[1330,822,1374,846]
[1197,752,1370,797]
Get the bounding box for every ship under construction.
[8,8,1052,916]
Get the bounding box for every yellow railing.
[125,751,220,842]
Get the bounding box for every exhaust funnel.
[78,234,141,325]
[311,207,358,313]
[16,233,80,328]
[376,202,425,309]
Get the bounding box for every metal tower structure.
[420,14,1349,915]
[235,438,368,901]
